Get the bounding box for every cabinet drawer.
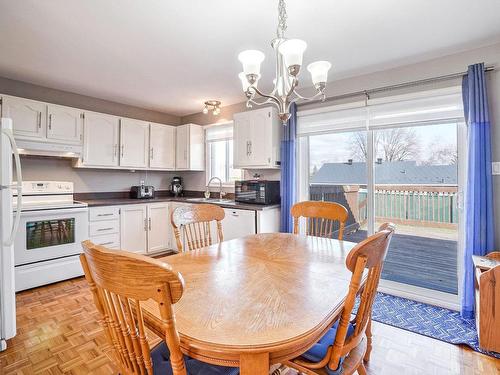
[89,220,119,236]
[89,206,120,221]
[89,233,120,249]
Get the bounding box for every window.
[206,122,243,185]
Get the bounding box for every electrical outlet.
[492,162,500,175]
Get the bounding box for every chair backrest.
[291,201,349,240]
[80,241,187,375]
[171,203,225,252]
[328,223,395,371]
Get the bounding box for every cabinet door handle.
[249,141,252,155]
[121,144,124,158]
[246,141,250,156]
[150,147,154,160]
[97,213,113,217]
[48,114,52,130]
[144,218,148,231]
[113,144,118,157]
[97,227,114,232]
[148,217,152,230]
[38,112,42,128]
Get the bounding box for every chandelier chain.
[276,0,287,38]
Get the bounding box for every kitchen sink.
[185,198,235,204]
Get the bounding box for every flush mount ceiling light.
[237,0,332,124]
[203,100,222,115]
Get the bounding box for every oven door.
[14,207,89,266]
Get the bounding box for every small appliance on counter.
[130,180,155,199]
[235,180,280,205]
[170,176,183,197]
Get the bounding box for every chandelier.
[203,100,221,115]
[237,0,331,123]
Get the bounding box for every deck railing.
[309,184,458,230]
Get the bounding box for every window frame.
[205,121,243,187]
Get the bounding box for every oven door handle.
[19,207,89,217]
[2,127,23,247]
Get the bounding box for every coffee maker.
[170,176,183,197]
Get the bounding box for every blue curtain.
[280,103,297,232]
[461,63,495,319]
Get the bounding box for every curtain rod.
[300,65,495,106]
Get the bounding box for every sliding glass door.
[297,87,465,305]
[369,123,460,296]
[305,131,368,240]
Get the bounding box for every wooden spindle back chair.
[80,241,187,375]
[285,223,395,375]
[171,203,225,252]
[291,201,349,240]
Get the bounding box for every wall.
[1,76,182,193]
[0,76,180,124]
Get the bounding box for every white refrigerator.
[0,118,22,351]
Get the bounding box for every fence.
[310,184,458,230]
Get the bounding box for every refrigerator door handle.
[1,128,22,246]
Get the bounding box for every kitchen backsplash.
[16,156,282,193]
[16,156,176,193]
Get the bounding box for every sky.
[308,122,458,171]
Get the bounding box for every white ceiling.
[1,0,500,117]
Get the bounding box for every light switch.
[492,162,500,175]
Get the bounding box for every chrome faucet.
[205,177,226,200]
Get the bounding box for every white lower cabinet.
[120,204,148,253]
[89,203,280,254]
[88,206,121,250]
[91,203,170,254]
[147,203,171,253]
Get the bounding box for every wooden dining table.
[141,232,359,375]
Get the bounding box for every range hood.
[15,139,82,158]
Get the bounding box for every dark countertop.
[76,194,280,211]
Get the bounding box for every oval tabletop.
[141,233,357,372]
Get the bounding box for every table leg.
[240,352,269,375]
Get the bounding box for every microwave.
[235,180,280,205]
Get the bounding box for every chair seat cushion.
[151,341,239,375]
[302,320,355,374]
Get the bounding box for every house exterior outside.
[309,160,458,232]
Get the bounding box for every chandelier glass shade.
[237,0,331,123]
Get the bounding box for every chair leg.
[364,317,373,363]
[357,363,367,375]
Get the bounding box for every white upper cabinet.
[46,104,83,144]
[149,123,175,170]
[119,118,150,168]
[81,112,119,167]
[175,123,204,171]
[1,95,46,139]
[233,107,282,169]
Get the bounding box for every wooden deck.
[344,230,458,294]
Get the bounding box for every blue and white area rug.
[361,293,500,359]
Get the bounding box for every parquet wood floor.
[0,277,498,374]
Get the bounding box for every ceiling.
[1,0,500,117]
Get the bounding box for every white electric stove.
[13,181,88,291]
